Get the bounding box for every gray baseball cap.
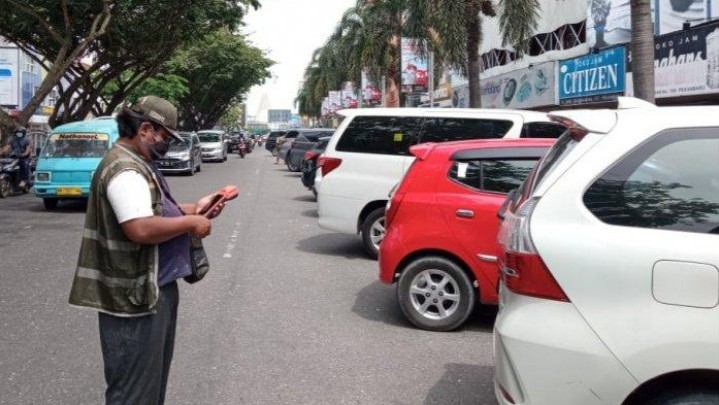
[129,95,182,141]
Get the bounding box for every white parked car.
[197,130,227,162]
[494,98,719,405]
[316,108,565,258]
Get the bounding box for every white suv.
[317,108,565,258]
[494,99,719,405]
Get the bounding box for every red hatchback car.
[379,138,555,331]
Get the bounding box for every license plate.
[57,187,82,196]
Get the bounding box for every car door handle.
[477,254,498,263]
[455,209,474,218]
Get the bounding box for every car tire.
[397,256,475,331]
[645,388,719,405]
[43,197,59,210]
[361,207,385,259]
[286,157,300,172]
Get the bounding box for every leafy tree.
[102,73,189,109]
[50,0,259,126]
[630,0,655,103]
[169,28,273,130]
[0,0,113,141]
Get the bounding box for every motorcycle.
[237,138,247,158]
[0,156,31,198]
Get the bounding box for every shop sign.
[559,46,625,105]
[0,48,18,107]
[481,61,556,109]
[626,20,719,98]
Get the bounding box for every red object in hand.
[198,185,238,218]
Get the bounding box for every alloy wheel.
[408,269,461,320]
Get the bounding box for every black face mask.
[142,128,169,160]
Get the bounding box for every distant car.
[301,136,332,195]
[379,138,553,331]
[197,130,227,162]
[265,131,287,154]
[285,129,335,172]
[494,99,719,405]
[157,132,202,175]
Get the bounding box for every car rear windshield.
[519,129,576,200]
[268,131,285,138]
[198,133,221,142]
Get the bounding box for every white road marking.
[223,222,242,258]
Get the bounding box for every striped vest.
[68,143,163,316]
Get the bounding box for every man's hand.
[195,193,226,219]
[188,215,212,238]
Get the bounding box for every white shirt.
[106,170,154,224]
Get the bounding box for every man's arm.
[121,215,210,245]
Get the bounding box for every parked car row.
[283,100,719,405]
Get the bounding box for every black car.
[300,135,332,196]
[264,130,287,154]
[285,129,335,172]
[157,132,202,175]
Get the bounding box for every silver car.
[197,130,227,162]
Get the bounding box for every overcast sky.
[242,0,356,122]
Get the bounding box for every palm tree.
[630,0,655,102]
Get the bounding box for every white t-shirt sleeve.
[106,169,154,224]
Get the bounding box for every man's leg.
[19,159,30,187]
[98,282,179,405]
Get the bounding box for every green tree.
[630,0,655,103]
[0,0,113,141]
[170,28,273,130]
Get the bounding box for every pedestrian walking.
[68,95,225,404]
[274,135,287,164]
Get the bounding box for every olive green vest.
[68,143,163,317]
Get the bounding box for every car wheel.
[43,197,59,210]
[645,388,719,405]
[286,158,300,172]
[0,177,11,198]
[397,256,475,331]
[361,207,385,259]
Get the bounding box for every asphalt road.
[0,148,499,405]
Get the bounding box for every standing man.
[1,126,32,190]
[68,96,224,404]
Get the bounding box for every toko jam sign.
[559,47,626,104]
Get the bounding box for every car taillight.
[502,197,569,302]
[304,150,318,161]
[318,156,342,177]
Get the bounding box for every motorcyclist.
[1,127,32,190]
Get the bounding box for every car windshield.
[42,133,110,158]
[198,133,220,142]
[169,136,190,151]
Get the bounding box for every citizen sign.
[559,46,626,104]
[562,64,620,94]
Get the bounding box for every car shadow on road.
[295,233,371,260]
[300,208,318,218]
[424,364,497,405]
[283,173,301,177]
[292,195,316,203]
[352,280,498,333]
[24,199,87,214]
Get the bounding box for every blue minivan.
[33,117,118,210]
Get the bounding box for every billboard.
[559,46,626,105]
[481,61,557,108]
[328,91,342,113]
[400,38,429,93]
[588,0,719,49]
[626,20,719,97]
[268,109,292,123]
[361,71,382,106]
[340,81,358,108]
[0,47,18,107]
